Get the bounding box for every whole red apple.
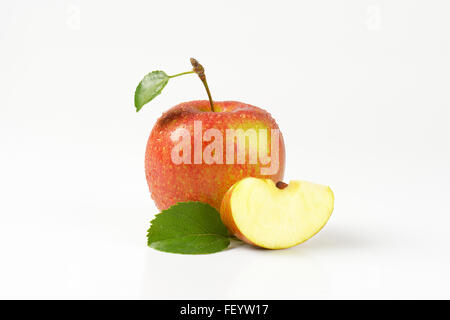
[145,100,285,210]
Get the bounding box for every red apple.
[145,100,285,210]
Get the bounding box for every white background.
[1,0,449,299]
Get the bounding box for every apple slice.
[220,177,334,249]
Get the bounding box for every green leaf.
[134,71,169,112]
[147,202,231,254]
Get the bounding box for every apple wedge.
[220,177,334,249]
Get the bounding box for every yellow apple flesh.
[220,177,334,249]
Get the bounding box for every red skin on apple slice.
[219,183,256,245]
[145,100,286,211]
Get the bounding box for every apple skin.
[219,182,256,245]
[145,100,285,211]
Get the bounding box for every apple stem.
[190,58,215,112]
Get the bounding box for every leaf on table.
[147,202,230,254]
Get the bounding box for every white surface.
[1,0,449,299]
